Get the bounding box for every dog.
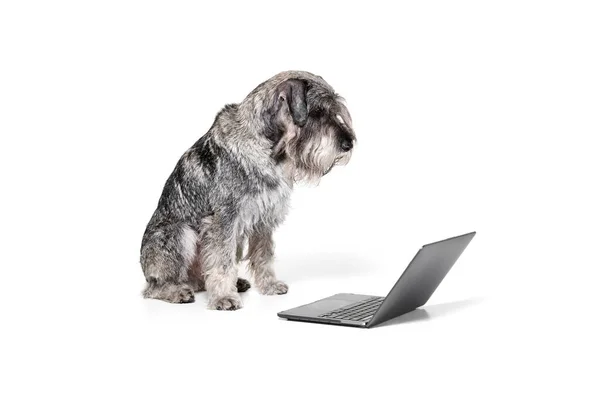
[140,71,355,310]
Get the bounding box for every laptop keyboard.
[319,297,384,321]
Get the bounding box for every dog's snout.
[340,139,353,152]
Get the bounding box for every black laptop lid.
[367,232,476,327]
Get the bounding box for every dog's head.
[263,74,355,183]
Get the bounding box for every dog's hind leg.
[141,222,197,304]
[236,277,251,292]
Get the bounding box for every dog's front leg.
[247,228,288,295]
[202,217,242,310]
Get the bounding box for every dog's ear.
[275,79,308,127]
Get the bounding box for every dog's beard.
[323,151,352,176]
[286,133,351,184]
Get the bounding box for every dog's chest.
[237,179,292,233]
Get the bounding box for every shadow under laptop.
[374,297,484,328]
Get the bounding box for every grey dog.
[140,71,355,310]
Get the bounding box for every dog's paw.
[143,282,196,304]
[208,294,243,311]
[164,285,195,303]
[236,277,251,293]
[176,287,196,303]
[259,280,289,295]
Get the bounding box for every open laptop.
[277,232,476,328]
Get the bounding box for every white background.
[1,1,599,398]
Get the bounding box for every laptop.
[277,231,476,328]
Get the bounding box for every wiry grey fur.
[140,71,355,310]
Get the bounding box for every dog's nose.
[340,139,353,152]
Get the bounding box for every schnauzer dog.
[140,71,355,310]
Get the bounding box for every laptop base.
[277,293,382,328]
